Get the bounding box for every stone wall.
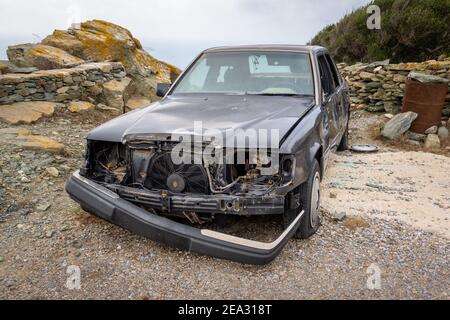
[0,62,130,109]
[4,20,181,102]
[337,59,450,117]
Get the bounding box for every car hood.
[87,94,314,148]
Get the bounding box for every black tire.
[337,124,349,151]
[283,159,321,239]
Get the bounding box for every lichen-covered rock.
[41,20,180,83]
[7,44,84,70]
[0,128,64,153]
[68,101,95,113]
[382,112,418,140]
[95,103,122,114]
[0,62,10,74]
[125,95,151,112]
[0,101,58,124]
[42,30,84,57]
[2,20,181,106]
[102,77,132,110]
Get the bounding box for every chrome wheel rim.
[310,172,321,228]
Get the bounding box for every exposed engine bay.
[81,141,290,223]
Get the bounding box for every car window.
[317,55,335,96]
[325,54,341,88]
[173,51,314,96]
[248,55,291,74]
[181,59,210,91]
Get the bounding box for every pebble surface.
[0,109,449,299]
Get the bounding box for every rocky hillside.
[0,20,181,112]
[310,0,450,63]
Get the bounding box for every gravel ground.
[0,109,449,299]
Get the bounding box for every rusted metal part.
[402,78,448,133]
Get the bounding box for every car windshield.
[172,51,314,96]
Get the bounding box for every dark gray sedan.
[66,45,349,264]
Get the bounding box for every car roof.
[203,44,326,54]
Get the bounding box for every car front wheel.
[283,159,321,239]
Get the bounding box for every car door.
[324,53,348,137]
[317,54,339,150]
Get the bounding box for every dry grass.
[343,216,370,230]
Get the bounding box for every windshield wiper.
[246,93,313,97]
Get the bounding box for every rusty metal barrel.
[402,73,448,134]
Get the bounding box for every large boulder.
[0,101,58,124]
[382,112,418,140]
[102,77,132,111]
[7,44,84,70]
[42,30,84,57]
[125,95,151,112]
[41,20,181,83]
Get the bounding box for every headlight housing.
[281,155,296,181]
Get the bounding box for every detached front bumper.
[109,185,285,216]
[65,171,303,265]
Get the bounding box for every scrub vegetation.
[310,0,450,63]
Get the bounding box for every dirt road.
[0,109,449,299]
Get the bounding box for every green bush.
[310,0,450,63]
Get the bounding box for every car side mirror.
[156,83,171,97]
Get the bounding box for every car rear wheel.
[283,159,321,239]
[337,122,349,151]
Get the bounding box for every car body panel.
[88,95,314,148]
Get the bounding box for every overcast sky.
[0,0,371,68]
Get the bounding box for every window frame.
[317,53,336,98]
[324,53,341,89]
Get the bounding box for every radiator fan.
[146,152,209,194]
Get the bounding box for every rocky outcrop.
[40,20,180,98]
[338,59,450,116]
[7,44,84,70]
[2,20,181,110]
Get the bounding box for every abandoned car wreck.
[66,45,349,264]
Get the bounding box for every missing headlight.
[281,156,296,179]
